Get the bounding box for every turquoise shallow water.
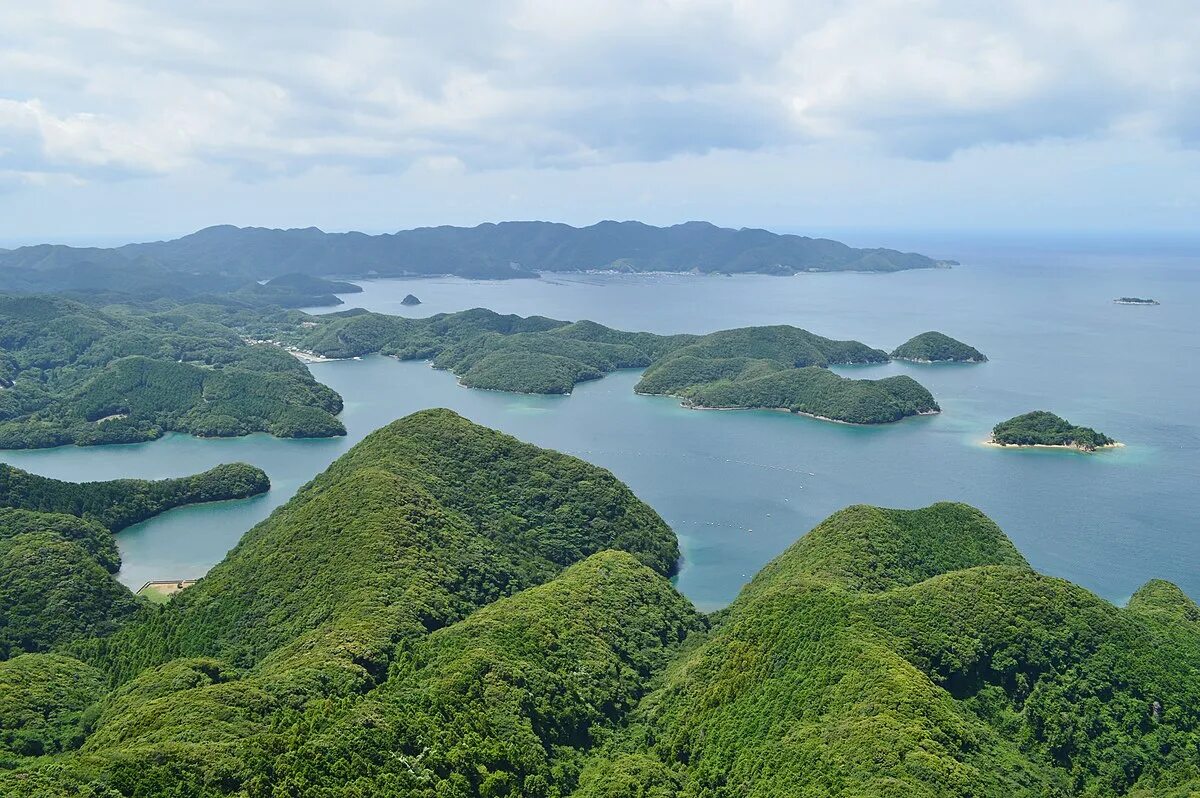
[3,244,1198,610]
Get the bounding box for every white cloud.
[2,0,1197,181]
[1,0,1199,242]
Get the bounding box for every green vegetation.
[1114,297,1159,305]
[0,462,269,659]
[673,367,939,423]
[0,294,345,448]
[0,297,937,437]
[991,411,1117,451]
[0,410,682,796]
[632,326,935,423]
[0,221,955,287]
[237,273,363,308]
[0,531,143,658]
[0,509,118,572]
[0,654,106,759]
[892,330,988,362]
[574,503,1200,797]
[401,293,421,305]
[274,308,933,423]
[0,415,1196,796]
[0,462,269,532]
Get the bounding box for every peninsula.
[891,330,987,362]
[989,410,1118,451]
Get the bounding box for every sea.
[4,236,1197,611]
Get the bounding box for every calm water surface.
[3,244,1198,610]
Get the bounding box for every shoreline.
[893,357,987,364]
[982,438,1124,453]
[287,348,350,364]
[639,391,939,425]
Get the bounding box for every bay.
[3,241,1198,611]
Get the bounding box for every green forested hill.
[0,463,270,661]
[991,411,1117,451]
[1,418,1196,797]
[892,330,988,362]
[273,307,935,423]
[0,295,346,448]
[0,410,684,795]
[574,503,1200,797]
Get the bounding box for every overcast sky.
[2,1,1198,245]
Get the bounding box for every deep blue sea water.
[3,241,1197,610]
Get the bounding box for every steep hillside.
[575,503,1200,797]
[0,410,684,796]
[2,423,1196,797]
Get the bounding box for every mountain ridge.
[0,221,956,292]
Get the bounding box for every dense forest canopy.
[0,462,269,662]
[0,221,955,292]
[1,297,947,442]
[0,416,1194,795]
[0,295,345,448]
[891,330,988,362]
[271,307,939,423]
[573,503,1200,797]
[991,411,1116,451]
[0,462,269,531]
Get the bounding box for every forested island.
[272,308,940,424]
[0,221,955,295]
[989,410,1118,451]
[0,411,1196,796]
[891,330,987,362]
[0,297,942,438]
[401,293,422,306]
[0,295,345,448]
[0,461,268,659]
[1114,297,1160,305]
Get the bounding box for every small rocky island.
[891,331,987,363]
[989,411,1118,452]
[401,293,422,306]
[1114,297,1159,306]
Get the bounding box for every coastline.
[982,438,1124,453]
[645,392,940,425]
[894,357,987,364]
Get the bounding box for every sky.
[1,0,1199,247]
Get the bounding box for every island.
[274,309,940,424]
[1114,297,1159,305]
[988,410,1118,451]
[891,331,987,363]
[401,293,422,306]
[0,221,957,293]
[1,413,1196,798]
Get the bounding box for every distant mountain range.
[0,220,955,297]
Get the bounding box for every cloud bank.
[1,1,1198,239]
